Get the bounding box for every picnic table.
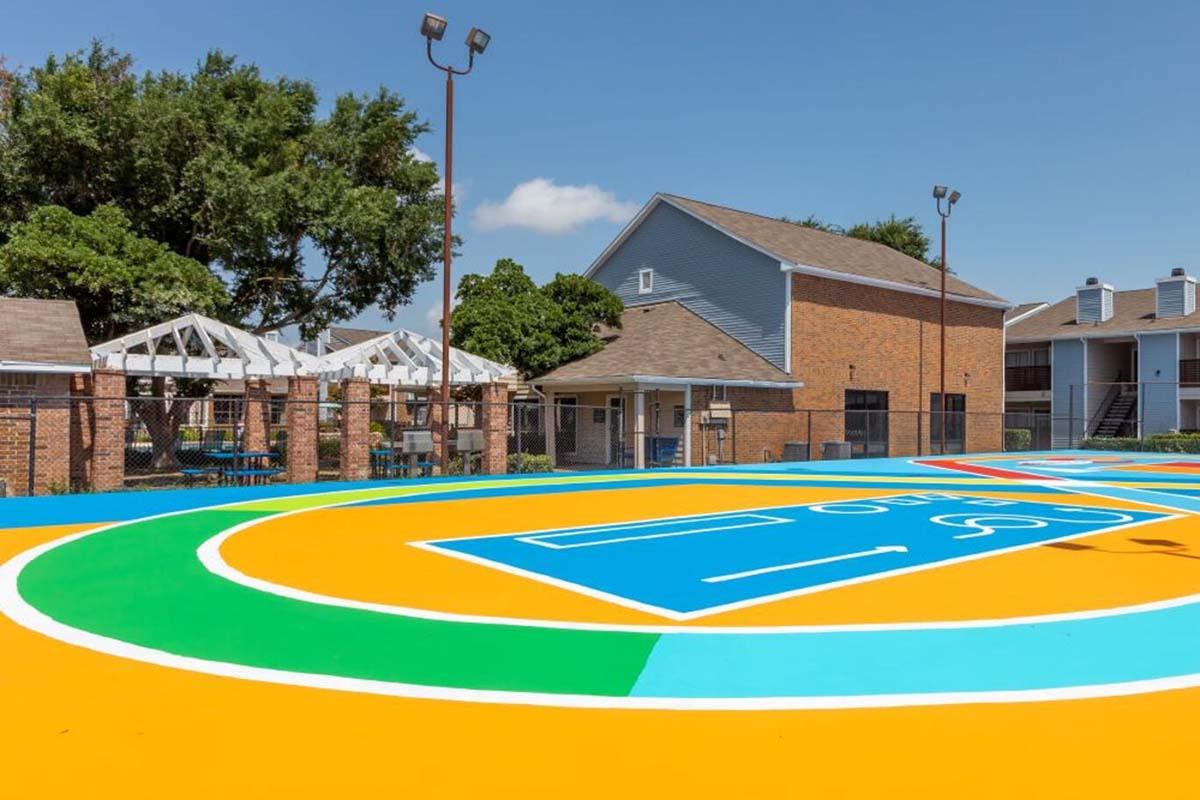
[206,450,282,485]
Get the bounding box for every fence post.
[27,397,37,496]
[1068,385,1075,447]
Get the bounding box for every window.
[673,405,685,428]
[1005,349,1049,368]
[557,397,578,455]
[212,396,244,426]
[931,393,966,454]
[844,390,889,458]
[638,268,654,295]
[0,373,40,389]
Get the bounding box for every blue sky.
[5,0,1198,337]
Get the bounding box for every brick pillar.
[481,383,507,475]
[89,369,126,492]
[286,376,318,484]
[429,387,446,475]
[242,379,271,451]
[339,378,370,480]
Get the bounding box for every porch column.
[633,387,646,470]
[544,390,557,467]
[481,383,507,475]
[683,384,693,467]
[286,376,318,484]
[69,367,125,493]
[242,378,271,451]
[339,378,371,480]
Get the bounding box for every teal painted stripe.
[631,606,1200,698]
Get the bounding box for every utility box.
[782,441,810,462]
[706,400,732,420]
[401,430,434,454]
[821,441,852,460]
[456,429,484,452]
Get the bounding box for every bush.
[181,428,202,442]
[1004,428,1032,451]
[445,453,483,475]
[1081,433,1200,453]
[507,453,554,474]
[369,421,386,435]
[318,437,340,459]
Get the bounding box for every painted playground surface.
[5,452,1200,796]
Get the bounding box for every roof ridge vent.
[1076,278,1114,324]
[1156,268,1195,318]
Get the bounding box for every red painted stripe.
[913,459,1060,481]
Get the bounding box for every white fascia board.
[1009,322,1200,344]
[0,361,92,374]
[781,262,1011,310]
[1003,303,1051,328]
[537,375,804,390]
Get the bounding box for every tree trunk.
[132,377,197,471]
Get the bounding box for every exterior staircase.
[1091,387,1137,438]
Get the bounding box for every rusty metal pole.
[939,213,947,456]
[440,70,454,470]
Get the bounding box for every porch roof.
[536,302,802,389]
[316,327,516,387]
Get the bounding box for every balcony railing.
[1182,359,1200,385]
[1006,365,1051,392]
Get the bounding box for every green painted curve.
[18,509,660,696]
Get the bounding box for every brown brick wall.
[68,369,126,492]
[242,379,272,452]
[685,276,1005,465]
[790,273,1005,456]
[285,376,318,484]
[0,374,73,496]
[481,383,507,475]
[339,378,371,481]
[428,388,446,474]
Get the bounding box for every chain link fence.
[0,391,1104,497]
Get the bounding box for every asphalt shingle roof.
[537,301,796,385]
[1006,288,1200,341]
[662,195,1006,304]
[0,298,90,369]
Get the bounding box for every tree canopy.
[0,42,444,339]
[0,204,227,341]
[451,259,623,379]
[781,214,939,268]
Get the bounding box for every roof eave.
[536,374,803,389]
[781,263,1011,310]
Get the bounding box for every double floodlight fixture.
[423,12,490,73]
[933,184,961,217]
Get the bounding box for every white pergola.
[317,328,515,387]
[91,316,515,387]
[91,313,320,379]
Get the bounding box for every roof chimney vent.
[1157,268,1196,318]
[1076,278,1114,324]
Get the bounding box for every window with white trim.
[638,268,654,295]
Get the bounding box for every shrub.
[181,428,202,442]
[318,437,341,459]
[507,453,554,474]
[369,421,386,435]
[445,453,483,475]
[1081,433,1200,453]
[1080,437,1142,451]
[1003,428,1032,451]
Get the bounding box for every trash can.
[782,441,809,462]
[822,441,852,460]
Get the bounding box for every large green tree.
[0,204,230,469]
[0,204,227,341]
[0,42,444,337]
[451,259,623,379]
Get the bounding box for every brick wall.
[481,384,507,475]
[790,273,1005,456]
[0,374,73,496]
[428,387,446,474]
[69,369,126,492]
[242,379,272,452]
[339,378,371,481]
[685,276,1005,465]
[286,376,318,484]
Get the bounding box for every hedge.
[507,453,554,474]
[1004,428,1032,451]
[1080,433,1200,453]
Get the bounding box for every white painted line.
[515,514,791,550]
[702,546,909,584]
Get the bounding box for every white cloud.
[409,146,433,163]
[473,178,639,235]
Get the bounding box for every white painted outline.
[513,513,791,550]
[2,472,1200,709]
[701,546,909,584]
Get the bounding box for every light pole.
[422,13,490,469]
[931,185,961,455]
